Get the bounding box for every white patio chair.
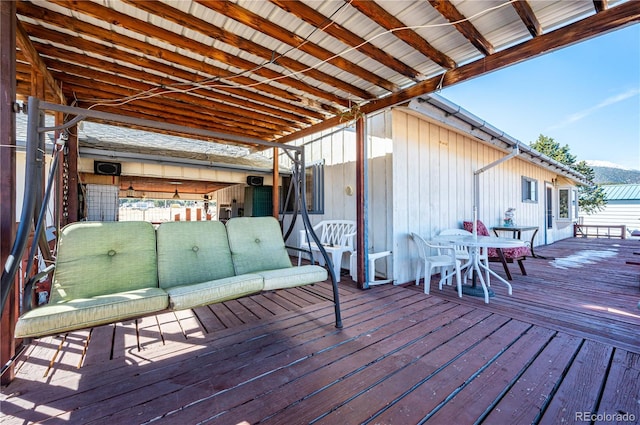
[410,232,462,297]
[298,220,356,282]
[438,228,490,285]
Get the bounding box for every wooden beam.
[196,0,397,93]
[45,61,301,135]
[18,2,303,105]
[28,36,327,124]
[1,0,17,385]
[594,1,609,13]
[276,0,640,144]
[120,0,374,103]
[15,20,65,104]
[512,0,542,37]
[355,116,366,290]
[40,53,312,129]
[349,0,457,70]
[270,0,424,81]
[429,0,494,56]
[43,0,360,108]
[272,148,279,219]
[64,126,79,224]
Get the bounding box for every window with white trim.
[521,176,538,203]
[558,187,579,221]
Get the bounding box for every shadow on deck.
[1,238,639,424]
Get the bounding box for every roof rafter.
[512,0,542,37]
[15,20,65,104]
[270,0,425,81]
[34,41,319,127]
[428,0,494,56]
[47,0,352,111]
[349,0,457,70]
[195,0,398,93]
[120,0,374,104]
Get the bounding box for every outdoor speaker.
[246,176,264,186]
[94,161,121,176]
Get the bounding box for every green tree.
[530,134,606,214]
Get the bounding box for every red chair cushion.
[463,220,531,258]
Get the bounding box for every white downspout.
[472,145,520,237]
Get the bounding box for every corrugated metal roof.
[14,0,638,145]
[602,184,640,200]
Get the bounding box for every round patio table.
[431,235,526,303]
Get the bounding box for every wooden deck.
[1,237,639,424]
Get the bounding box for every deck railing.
[573,223,627,239]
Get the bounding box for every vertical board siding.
[285,112,393,277]
[392,108,567,284]
[220,108,577,285]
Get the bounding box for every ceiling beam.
[270,0,424,81]
[277,0,640,144]
[593,1,609,13]
[38,50,309,131]
[196,0,398,93]
[512,0,542,37]
[349,0,457,70]
[29,35,324,124]
[428,0,494,56]
[15,20,65,104]
[120,0,374,103]
[19,1,347,111]
[47,0,362,108]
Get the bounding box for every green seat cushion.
[156,221,236,289]
[14,288,168,339]
[257,265,328,291]
[51,221,158,302]
[226,217,292,275]
[165,274,264,310]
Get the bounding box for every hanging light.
[126,182,135,198]
[172,188,180,199]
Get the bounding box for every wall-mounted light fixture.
[126,182,135,198]
[551,177,558,188]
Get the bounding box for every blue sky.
[439,24,640,170]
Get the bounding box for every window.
[521,176,538,203]
[282,161,324,214]
[558,187,579,221]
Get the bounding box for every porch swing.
[0,97,342,357]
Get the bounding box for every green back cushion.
[226,217,292,275]
[51,221,158,302]
[156,221,236,288]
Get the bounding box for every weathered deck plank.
[2,239,639,425]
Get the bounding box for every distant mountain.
[589,165,640,184]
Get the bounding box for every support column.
[63,126,79,225]
[355,116,367,289]
[272,147,279,219]
[0,0,17,384]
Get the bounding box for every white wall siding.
[392,108,569,284]
[581,203,640,234]
[283,112,394,276]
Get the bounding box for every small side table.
[491,225,543,258]
[349,251,393,286]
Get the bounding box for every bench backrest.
[51,221,158,302]
[314,220,356,248]
[226,217,292,275]
[156,221,236,289]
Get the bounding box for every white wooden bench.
[298,220,356,282]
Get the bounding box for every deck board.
[2,238,639,424]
